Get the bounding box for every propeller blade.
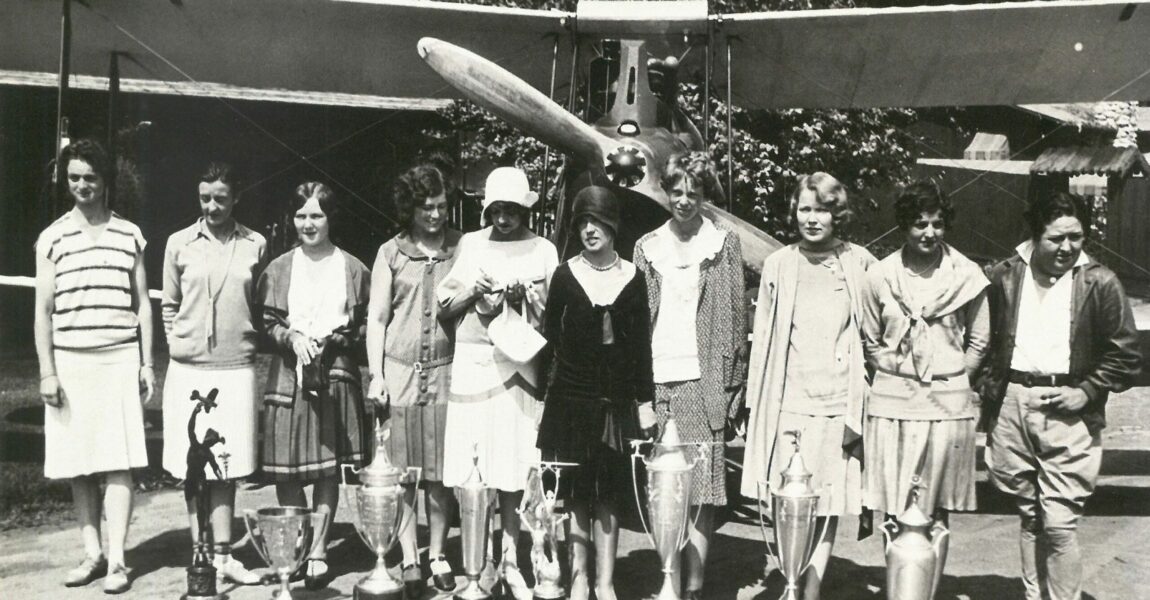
[418,37,610,168]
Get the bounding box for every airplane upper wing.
[1,0,569,108]
[721,0,1150,109]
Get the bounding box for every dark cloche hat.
[571,186,621,236]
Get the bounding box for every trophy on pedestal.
[243,507,329,600]
[882,476,950,600]
[519,462,576,600]
[756,430,827,600]
[455,446,497,600]
[183,388,227,600]
[629,418,706,600]
[341,422,422,600]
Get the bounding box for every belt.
[876,366,965,382]
[1008,370,1075,388]
[386,355,453,373]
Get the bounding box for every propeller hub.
[606,146,647,188]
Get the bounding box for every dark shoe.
[102,564,130,594]
[684,589,703,600]
[304,558,332,591]
[430,555,455,593]
[64,555,107,587]
[402,562,425,599]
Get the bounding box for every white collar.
[1015,240,1090,268]
[643,216,726,269]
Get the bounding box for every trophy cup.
[629,418,705,600]
[341,423,422,600]
[184,388,227,600]
[519,462,576,600]
[455,447,497,600]
[756,430,827,600]
[243,507,329,600]
[882,477,950,600]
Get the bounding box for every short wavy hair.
[789,172,852,230]
[393,164,452,226]
[894,180,954,231]
[57,138,115,201]
[292,181,338,219]
[1025,191,1089,240]
[200,162,242,196]
[659,151,724,205]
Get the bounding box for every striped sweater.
[37,212,145,351]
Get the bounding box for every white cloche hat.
[481,166,539,212]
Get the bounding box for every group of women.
[37,137,990,600]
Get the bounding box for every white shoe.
[213,554,262,585]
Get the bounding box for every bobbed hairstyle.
[292,181,338,218]
[482,200,530,225]
[789,172,852,230]
[660,151,725,205]
[894,180,954,231]
[58,138,115,199]
[393,164,452,226]
[199,162,242,196]
[1024,191,1089,240]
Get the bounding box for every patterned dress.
[634,218,747,506]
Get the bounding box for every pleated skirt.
[655,380,727,506]
[388,402,449,482]
[162,361,258,480]
[261,379,369,482]
[441,382,541,492]
[767,412,862,516]
[863,415,977,515]
[45,346,148,479]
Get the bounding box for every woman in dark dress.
[537,186,657,600]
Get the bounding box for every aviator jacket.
[978,255,1141,435]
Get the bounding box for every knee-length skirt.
[162,361,258,481]
[388,402,449,483]
[45,346,148,479]
[655,380,727,506]
[261,378,369,482]
[442,379,541,493]
[767,412,862,516]
[863,415,977,515]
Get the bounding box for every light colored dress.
[437,228,558,492]
[161,219,267,481]
[741,242,875,516]
[379,230,461,482]
[860,244,989,514]
[38,212,148,479]
[634,217,747,506]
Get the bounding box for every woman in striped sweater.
[34,139,156,594]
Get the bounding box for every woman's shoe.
[304,558,332,591]
[402,562,425,599]
[213,553,262,585]
[499,560,532,600]
[102,564,131,595]
[684,589,704,600]
[64,555,107,587]
[430,555,455,593]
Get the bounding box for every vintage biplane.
[4,0,1150,274]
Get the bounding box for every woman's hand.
[473,272,497,298]
[505,280,527,304]
[139,365,156,405]
[638,401,658,438]
[367,376,389,409]
[40,375,64,408]
[290,331,320,365]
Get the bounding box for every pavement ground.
[1,390,1147,600]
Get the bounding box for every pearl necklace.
[906,250,941,277]
[581,251,620,272]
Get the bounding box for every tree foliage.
[424,0,922,243]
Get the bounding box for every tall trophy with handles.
[341,423,422,600]
[630,418,705,600]
[756,430,826,600]
[455,447,497,600]
[243,507,329,600]
[520,462,575,600]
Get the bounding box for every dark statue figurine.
[184,388,228,600]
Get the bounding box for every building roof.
[963,132,1010,160]
[1030,146,1150,176]
[1020,103,1150,132]
[917,158,1032,175]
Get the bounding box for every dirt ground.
[1,387,1147,600]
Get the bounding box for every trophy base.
[533,593,567,600]
[532,582,566,600]
[454,578,492,600]
[354,587,405,600]
[183,595,228,600]
[184,564,225,600]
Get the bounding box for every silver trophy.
[243,506,329,600]
[519,462,576,600]
[341,423,422,600]
[756,430,827,600]
[882,477,950,600]
[630,418,706,600]
[455,447,497,600]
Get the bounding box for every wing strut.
[53,0,72,216]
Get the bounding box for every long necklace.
[905,248,941,277]
[580,251,620,271]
